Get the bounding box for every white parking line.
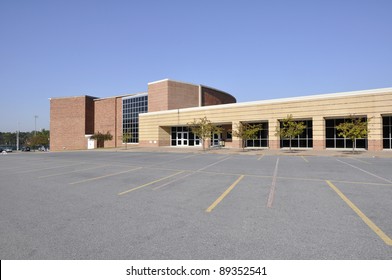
[267,157,280,208]
[336,159,392,184]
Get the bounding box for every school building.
[49,79,392,152]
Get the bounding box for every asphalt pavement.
[0,150,391,259]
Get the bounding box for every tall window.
[325,118,367,149]
[122,94,148,143]
[383,116,392,149]
[245,122,269,148]
[280,120,313,148]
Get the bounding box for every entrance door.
[211,133,220,147]
[177,132,188,146]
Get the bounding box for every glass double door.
[177,132,188,146]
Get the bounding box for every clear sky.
[1,0,391,132]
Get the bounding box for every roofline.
[141,87,392,117]
[200,84,236,102]
[95,92,147,101]
[49,95,99,100]
[148,78,198,87]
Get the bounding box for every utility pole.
[34,115,38,136]
[16,121,20,151]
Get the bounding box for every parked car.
[21,146,31,152]
[4,147,12,152]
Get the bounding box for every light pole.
[16,121,20,151]
[34,115,38,136]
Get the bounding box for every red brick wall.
[201,86,236,106]
[50,96,96,151]
[148,80,199,112]
[116,97,123,147]
[368,140,383,151]
[167,81,199,109]
[148,81,169,112]
[94,98,117,148]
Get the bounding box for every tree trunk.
[352,138,356,154]
[289,137,292,152]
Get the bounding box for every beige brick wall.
[140,89,392,151]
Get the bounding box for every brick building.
[50,79,392,152]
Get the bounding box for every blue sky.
[1,0,391,132]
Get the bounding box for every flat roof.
[95,92,147,101]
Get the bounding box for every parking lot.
[0,150,391,259]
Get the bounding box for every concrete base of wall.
[368,140,383,151]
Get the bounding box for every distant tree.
[275,114,306,152]
[188,117,222,150]
[336,116,370,154]
[91,131,113,148]
[2,132,14,146]
[122,132,132,150]
[232,122,262,151]
[27,129,50,149]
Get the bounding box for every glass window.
[243,122,269,148]
[325,117,368,149]
[122,94,148,143]
[280,120,312,148]
[383,116,392,149]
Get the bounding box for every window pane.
[326,139,334,148]
[383,139,390,149]
[336,139,345,148]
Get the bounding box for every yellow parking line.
[118,170,185,196]
[326,180,392,246]
[206,175,244,213]
[38,164,110,178]
[69,167,142,185]
[13,163,84,174]
[301,156,309,162]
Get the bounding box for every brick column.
[368,114,383,151]
[268,119,279,150]
[231,121,242,149]
[312,116,325,150]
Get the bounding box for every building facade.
[50,79,392,152]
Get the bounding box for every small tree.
[276,114,306,152]
[122,132,132,150]
[27,129,50,149]
[232,122,262,151]
[91,131,113,148]
[335,116,370,153]
[188,116,222,150]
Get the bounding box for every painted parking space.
[0,150,391,259]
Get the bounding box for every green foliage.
[27,129,50,148]
[187,116,222,150]
[335,116,370,153]
[0,130,47,149]
[232,122,262,150]
[122,132,132,149]
[276,114,306,151]
[91,131,113,148]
